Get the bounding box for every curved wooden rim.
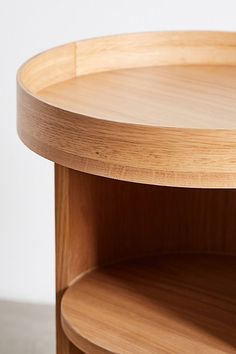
[17,31,236,188]
[18,31,236,96]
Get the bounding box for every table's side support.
[55,164,84,354]
[55,164,127,353]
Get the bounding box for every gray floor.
[0,300,55,354]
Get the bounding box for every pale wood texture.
[17,31,236,188]
[55,166,236,353]
[55,165,83,354]
[61,255,236,354]
[20,43,75,93]
[17,32,236,354]
[39,65,236,129]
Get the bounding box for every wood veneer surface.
[17,32,236,187]
[39,65,236,129]
[55,167,236,353]
[17,31,236,354]
[61,255,236,354]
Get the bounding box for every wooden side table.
[17,32,236,354]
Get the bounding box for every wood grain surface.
[55,166,236,353]
[55,166,83,354]
[18,32,236,354]
[17,31,236,188]
[61,255,236,354]
[39,65,236,129]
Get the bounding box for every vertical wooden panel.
[55,165,83,354]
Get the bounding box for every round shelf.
[61,254,236,354]
[17,32,236,187]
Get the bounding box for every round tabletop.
[17,31,236,188]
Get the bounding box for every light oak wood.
[55,165,84,354]
[17,32,236,354]
[61,255,236,354]
[39,65,236,129]
[55,166,236,353]
[17,32,236,188]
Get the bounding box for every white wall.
[1,0,236,304]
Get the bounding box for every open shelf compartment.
[56,168,236,354]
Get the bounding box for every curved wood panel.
[17,32,236,187]
[61,255,236,354]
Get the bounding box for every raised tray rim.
[17,31,236,188]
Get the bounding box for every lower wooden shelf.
[61,254,236,354]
